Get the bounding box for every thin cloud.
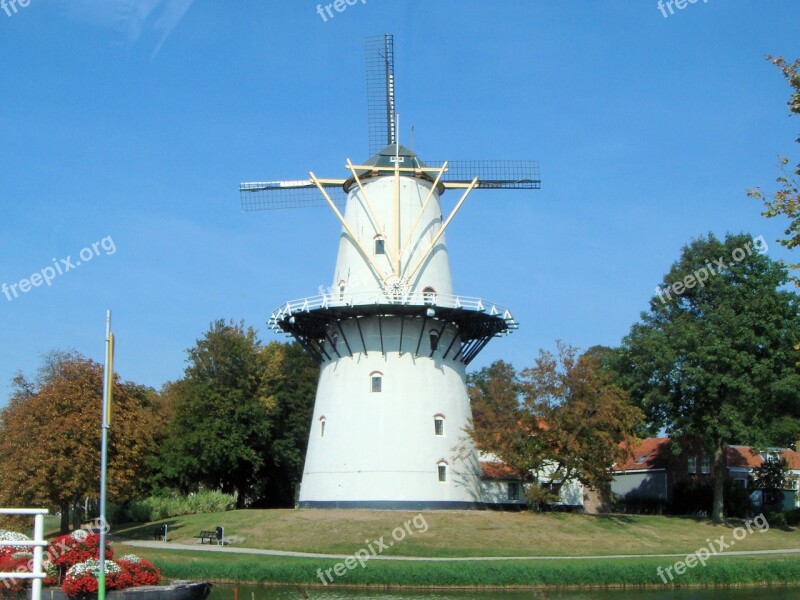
[59,0,194,57]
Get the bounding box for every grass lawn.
[113,509,800,558]
[113,543,800,588]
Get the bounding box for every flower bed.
[0,530,161,598]
[0,531,30,558]
[62,560,132,596]
[49,531,113,571]
[116,555,161,587]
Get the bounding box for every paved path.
[120,540,800,562]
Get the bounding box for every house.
[478,452,585,510]
[611,437,800,510]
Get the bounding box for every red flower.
[117,558,161,587]
[49,533,113,572]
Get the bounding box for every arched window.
[437,460,448,483]
[319,416,326,438]
[422,286,437,305]
[338,280,346,301]
[433,415,445,436]
[429,329,440,352]
[374,235,386,255]
[370,371,383,393]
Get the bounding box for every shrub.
[785,508,800,526]
[62,560,132,597]
[112,490,236,523]
[765,510,789,530]
[117,555,161,587]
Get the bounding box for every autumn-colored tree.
[522,344,643,491]
[467,346,642,508]
[0,352,154,533]
[748,56,800,283]
[467,361,548,482]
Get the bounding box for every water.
[210,584,800,600]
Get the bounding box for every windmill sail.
[429,160,542,190]
[365,34,396,156]
[240,180,346,211]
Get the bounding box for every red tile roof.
[613,437,671,471]
[726,446,800,470]
[614,437,800,473]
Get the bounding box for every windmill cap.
[343,144,444,193]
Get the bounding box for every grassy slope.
[114,509,800,558]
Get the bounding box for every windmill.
[240,34,540,509]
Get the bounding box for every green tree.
[157,320,274,505]
[747,57,800,283]
[753,456,790,491]
[252,341,318,507]
[0,352,153,533]
[156,321,318,507]
[615,233,800,522]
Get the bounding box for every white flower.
[66,559,121,579]
[70,529,89,542]
[0,530,31,552]
[118,554,142,563]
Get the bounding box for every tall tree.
[522,344,643,492]
[467,360,549,482]
[0,352,153,533]
[615,233,800,522]
[251,341,318,507]
[157,320,274,505]
[467,348,642,506]
[747,56,800,283]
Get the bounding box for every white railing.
[0,508,48,600]
[270,290,517,332]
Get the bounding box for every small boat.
[32,581,212,600]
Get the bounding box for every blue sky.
[0,1,798,405]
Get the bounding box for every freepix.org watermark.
[315,0,365,23]
[655,235,768,305]
[1,0,31,18]
[2,235,117,303]
[315,513,428,585]
[656,513,769,583]
[657,0,709,19]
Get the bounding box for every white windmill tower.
[240,35,540,509]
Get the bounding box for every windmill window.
[438,463,447,483]
[422,287,436,305]
[320,417,326,438]
[370,371,383,393]
[339,283,346,301]
[434,417,444,436]
[375,238,386,255]
[429,330,440,352]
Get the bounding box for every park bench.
[194,530,218,544]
